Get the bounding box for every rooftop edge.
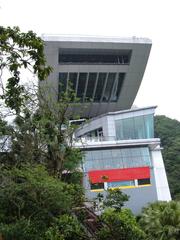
[41,34,152,44]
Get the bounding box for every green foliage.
[0,26,52,113]
[0,26,86,239]
[0,166,84,239]
[155,115,180,199]
[103,188,129,211]
[0,218,43,240]
[97,208,146,240]
[139,201,180,240]
[45,214,88,240]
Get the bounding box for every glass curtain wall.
[115,114,154,140]
[84,147,151,172]
[59,72,125,102]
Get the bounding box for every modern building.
[42,35,151,118]
[74,106,171,214]
[42,35,171,214]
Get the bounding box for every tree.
[45,214,88,240]
[0,165,84,239]
[0,26,82,179]
[97,208,145,240]
[0,26,51,114]
[139,201,180,240]
[102,188,129,211]
[155,115,180,199]
[0,26,85,239]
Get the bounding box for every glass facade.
[115,114,154,140]
[59,72,125,102]
[84,147,151,172]
[59,52,131,65]
[107,180,135,188]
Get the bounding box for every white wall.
[151,148,171,201]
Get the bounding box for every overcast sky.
[1,0,180,120]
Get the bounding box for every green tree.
[155,115,180,199]
[0,26,51,114]
[139,201,180,240]
[103,188,129,211]
[97,208,145,240]
[0,166,84,239]
[0,26,82,179]
[45,214,88,240]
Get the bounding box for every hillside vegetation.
[155,115,180,199]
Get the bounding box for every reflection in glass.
[84,147,151,171]
[115,114,154,140]
[77,73,87,100]
[107,180,135,188]
[110,73,125,102]
[86,73,97,101]
[94,73,106,102]
[103,73,116,102]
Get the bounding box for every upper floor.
[75,106,156,143]
[42,35,152,118]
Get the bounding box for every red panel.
[88,167,150,183]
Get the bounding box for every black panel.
[85,73,97,101]
[91,182,104,190]
[138,178,151,185]
[59,52,131,65]
[94,73,106,102]
[102,73,116,102]
[77,73,87,101]
[110,73,125,102]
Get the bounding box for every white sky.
[1,0,180,120]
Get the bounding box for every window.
[84,147,151,172]
[59,51,131,65]
[110,73,125,102]
[77,73,88,100]
[138,178,151,185]
[94,73,106,102]
[107,180,135,189]
[115,114,154,140]
[90,182,104,190]
[102,73,116,102]
[85,73,97,100]
[58,72,125,102]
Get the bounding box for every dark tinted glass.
[86,73,97,100]
[91,182,104,190]
[138,178,151,185]
[94,73,106,102]
[102,73,116,102]
[59,54,130,64]
[77,73,87,100]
